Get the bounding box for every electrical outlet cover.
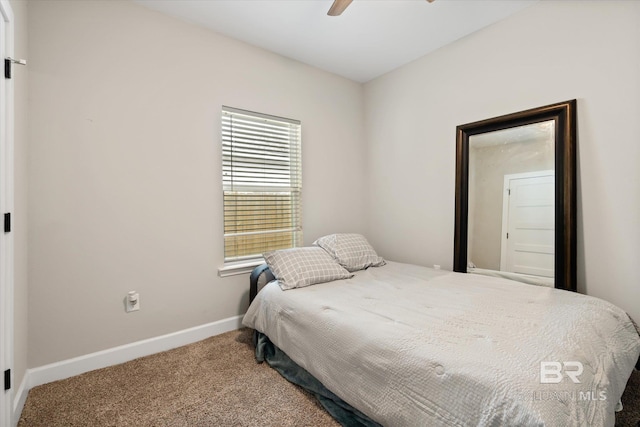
[126,293,140,312]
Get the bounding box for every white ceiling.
[134,0,537,83]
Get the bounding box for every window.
[221,106,302,266]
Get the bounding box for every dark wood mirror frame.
[454,100,577,291]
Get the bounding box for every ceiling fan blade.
[327,0,353,16]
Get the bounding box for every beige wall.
[10,0,28,396]
[364,1,640,323]
[27,0,367,367]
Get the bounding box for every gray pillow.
[264,247,353,291]
[314,233,386,272]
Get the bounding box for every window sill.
[218,259,265,278]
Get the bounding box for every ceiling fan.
[328,0,435,17]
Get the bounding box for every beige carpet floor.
[18,328,640,426]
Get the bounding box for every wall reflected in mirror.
[467,120,555,287]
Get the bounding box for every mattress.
[242,261,640,426]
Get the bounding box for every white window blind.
[222,106,302,262]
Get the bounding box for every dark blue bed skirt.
[253,331,381,427]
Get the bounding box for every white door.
[500,170,554,278]
[0,1,14,425]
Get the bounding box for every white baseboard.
[12,375,28,427]
[13,314,244,424]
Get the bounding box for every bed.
[242,241,640,427]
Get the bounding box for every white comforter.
[243,262,640,427]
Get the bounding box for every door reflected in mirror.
[467,121,555,286]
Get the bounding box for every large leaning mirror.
[454,100,577,291]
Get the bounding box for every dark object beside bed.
[249,263,274,304]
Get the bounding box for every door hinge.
[508,188,511,195]
[506,232,509,239]
[5,57,27,79]
[4,212,10,233]
[4,369,10,391]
